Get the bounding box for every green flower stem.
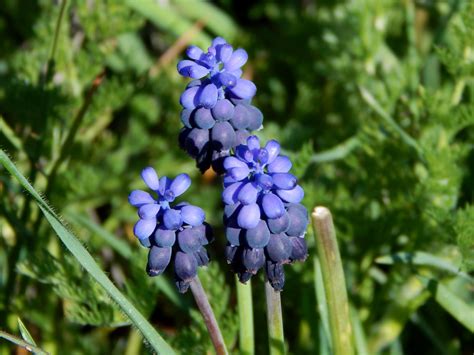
[311,206,354,355]
[236,277,254,355]
[265,281,285,355]
[190,277,228,355]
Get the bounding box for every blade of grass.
[17,318,37,346]
[67,212,188,311]
[359,87,424,160]
[0,330,48,355]
[423,278,474,332]
[173,0,238,41]
[310,136,360,164]
[124,0,211,49]
[0,149,175,354]
[349,306,369,355]
[313,255,331,350]
[376,251,473,282]
[0,117,23,151]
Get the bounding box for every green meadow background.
[0,1,473,354]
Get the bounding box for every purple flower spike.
[177,37,264,173]
[221,136,309,290]
[129,168,213,293]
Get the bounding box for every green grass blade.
[424,278,474,332]
[67,212,188,311]
[0,330,48,355]
[349,307,369,355]
[313,255,331,350]
[17,318,37,346]
[376,251,473,282]
[310,136,360,164]
[66,213,133,259]
[124,0,211,49]
[0,150,175,354]
[173,0,238,41]
[359,87,424,159]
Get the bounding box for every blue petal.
[224,48,248,71]
[265,140,281,164]
[229,166,250,181]
[198,83,218,109]
[141,167,160,190]
[229,69,243,79]
[217,43,233,63]
[218,72,237,87]
[186,45,203,60]
[237,203,260,229]
[247,135,260,151]
[236,145,254,162]
[224,156,247,170]
[159,176,171,195]
[238,182,259,205]
[163,209,183,230]
[188,64,209,79]
[138,203,160,219]
[267,156,292,173]
[228,79,256,100]
[181,205,205,226]
[129,190,155,207]
[223,173,238,186]
[177,60,208,78]
[177,59,194,74]
[276,185,304,203]
[170,173,191,197]
[271,173,297,190]
[211,37,227,47]
[134,218,156,239]
[222,181,244,205]
[262,193,285,219]
[180,86,199,109]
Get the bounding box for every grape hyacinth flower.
[177,37,264,173]
[129,167,213,293]
[222,136,309,291]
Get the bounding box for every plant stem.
[265,281,285,355]
[0,330,49,355]
[189,277,228,355]
[311,206,354,355]
[236,277,254,355]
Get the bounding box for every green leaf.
[0,149,175,354]
[423,278,474,332]
[124,0,211,49]
[18,318,37,346]
[67,212,188,311]
[173,0,238,41]
[0,330,48,355]
[375,251,473,282]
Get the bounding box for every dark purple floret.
[221,136,309,290]
[128,167,213,293]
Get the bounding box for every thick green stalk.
[311,207,354,355]
[265,281,285,355]
[236,277,254,355]
[190,277,228,355]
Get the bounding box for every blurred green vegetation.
[0,0,473,354]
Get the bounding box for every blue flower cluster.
[177,37,263,173]
[129,167,212,293]
[221,136,309,290]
